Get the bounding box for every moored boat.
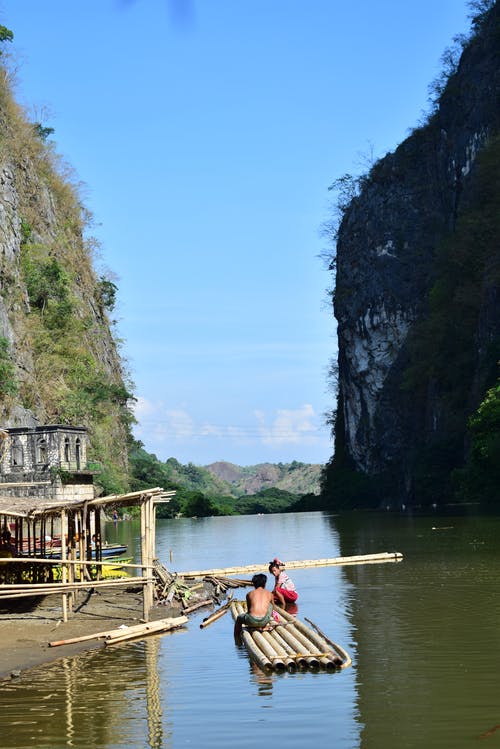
[45,543,128,560]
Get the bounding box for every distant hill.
[204,461,322,496]
[129,449,325,517]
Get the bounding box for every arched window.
[11,439,23,467]
[64,437,71,463]
[37,438,47,464]
[75,438,81,470]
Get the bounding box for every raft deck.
[231,600,351,673]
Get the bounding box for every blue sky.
[1,0,472,466]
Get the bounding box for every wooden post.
[140,499,149,621]
[61,508,68,622]
[148,495,155,610]
[78,510,85,582]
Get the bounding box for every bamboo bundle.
[275,606,344,669]
[305,617,352,669]
[270,626,307,669]
[252,629,287,672]
[272,620,321,670]
[50,624,147,647]
[179,551,403,577]
[105,616,188,645]
[260,629,296,671]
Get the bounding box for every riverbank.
[0,585,184,680]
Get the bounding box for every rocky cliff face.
[329,3,500,505]
[0,63,132,491]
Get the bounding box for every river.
[1,510,499,749]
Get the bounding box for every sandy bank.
[0,585,184,681]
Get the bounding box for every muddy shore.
[0,585,188,681]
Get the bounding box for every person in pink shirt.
[268,557,298,608]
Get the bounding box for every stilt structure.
[0,488,175,622]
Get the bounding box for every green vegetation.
[0,337,17,398]
[0,25,13,51]
[0,53,135,495]
[128,443,319,518]
[454,379,500,505]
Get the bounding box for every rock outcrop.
[0,54,132,490]
[327,3,500,505]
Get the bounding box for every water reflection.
[145,638,165,749]
[1,512,377,749]
[0,633,173,749]
[248,660,274,696]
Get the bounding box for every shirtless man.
[234,573,275,639]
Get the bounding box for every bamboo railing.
[0,556,153,601]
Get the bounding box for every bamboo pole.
[140,500,147,620]
[260,629,296,671]
[199,599,233,629]
[49,616,188,647]
[49,626,136,647]
[61,508,68,622]
[105,616,188,645]
[78,509,85,582]
[178,551,403,577]
[251,629,287,672]
[182,598,213,614]
[270,627,303,668]
[305,617,352,669]
[0,577,152,601]
[2,557,151,570]
[277,621,332,670]
[275,606,342,669]
[0,576,152,593]
[95,508,102,579]
[273,622,321,670]
[146,496,155,614]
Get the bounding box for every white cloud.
[133,399,328,462]
[255,404,319,446]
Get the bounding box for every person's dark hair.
[268,560,280,572]
[252,573,267,588]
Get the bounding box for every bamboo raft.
[231,601,351,673]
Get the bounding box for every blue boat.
[46,543,128,560]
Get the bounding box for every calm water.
[1,510,500,749]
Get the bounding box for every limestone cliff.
[325,2,500,506]
[0,52,133,492]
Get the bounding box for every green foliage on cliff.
[0,337,17,398]
[455,379,500,504]
[0,55,134,496]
